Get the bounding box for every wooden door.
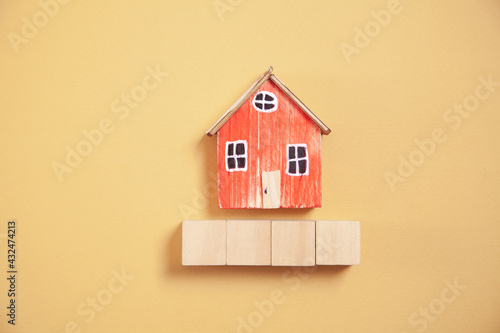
[262,170,280,209]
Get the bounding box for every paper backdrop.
[1,1,500,332]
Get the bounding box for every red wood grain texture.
[217,80,322,209]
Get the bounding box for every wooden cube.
[182,220,226,265]
[271,220,315,266]
[316,221,360,265]
[227,220,271,265]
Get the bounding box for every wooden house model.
[207,67,331,209]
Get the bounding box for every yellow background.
[1,0,500,332]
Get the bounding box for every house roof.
[206,67,331,136]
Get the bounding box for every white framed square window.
[225,140,248,172]
[286,144,309,176]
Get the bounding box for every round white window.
[252,91,278,112]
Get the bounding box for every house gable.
[206,67,331,137]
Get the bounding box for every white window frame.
[225,140,248,172]
[286,144,309,176]
[252,91,278,112]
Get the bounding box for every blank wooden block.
[272,220,315,266]
[182,220,226,265]
[316,221,360,265]
[227,220,271,265]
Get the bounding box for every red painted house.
[207,67,331,209]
